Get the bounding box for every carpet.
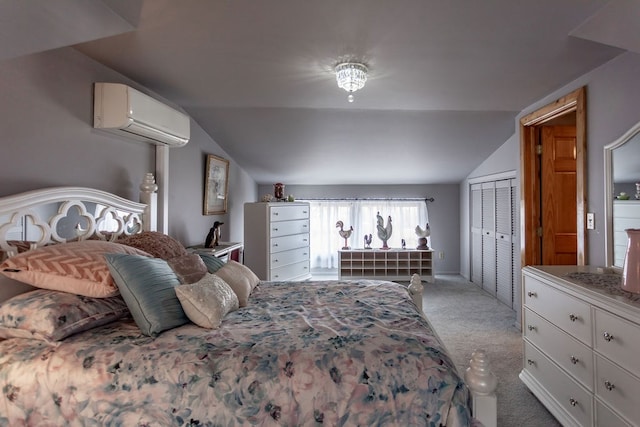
[421,275,561,427]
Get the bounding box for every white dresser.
[521,265,640,427]
[243,202,311,281]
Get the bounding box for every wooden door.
[541,125,577,264]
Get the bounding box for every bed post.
[408,273,424,311]
[465,350,498,427]
[140,173,158,232]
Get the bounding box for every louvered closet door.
[481,182,496,296]
[470,184,483,285]
[495,179,513,308]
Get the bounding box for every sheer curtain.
[304,199,429,272]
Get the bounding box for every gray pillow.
[104,253,189,336]
[198,253,226,273]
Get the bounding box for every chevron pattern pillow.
[0,240,150,298]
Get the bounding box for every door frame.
[520,86,587,267]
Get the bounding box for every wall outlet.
[586,212,595,230]
[438,251,445,259]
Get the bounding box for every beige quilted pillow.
[214,260,260,307]
[0,240,151,298]
[175,274,239,328]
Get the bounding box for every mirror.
[605,121,640,268]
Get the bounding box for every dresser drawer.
[270,219,309,238]
[595,399,632,427]
[595,354,640,425]
[270,247,309,269]
[271,233,309,253]
[270,260,309,281]
[270,205,309,222]
[523,341,593,427]
[594,308,640,375]
[524,308,593,390]
[523,275,592,345]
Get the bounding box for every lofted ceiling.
[2,0,637,185]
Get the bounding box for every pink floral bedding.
[0,279,474,426]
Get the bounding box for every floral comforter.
[0,280,475,426]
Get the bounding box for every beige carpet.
[421,275,561,427]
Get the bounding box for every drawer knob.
[273,212,279,216]
[604,380,615,391]
[603,331,614,342]
[274,259,278,263]
[273,228,278,231]
[570,356,579,365]
[527,325,536,331]
[569,314,578,322]
[273,243,279,247]
[569,398,578,407]
[527,291,537,297]
[527,359,535,366]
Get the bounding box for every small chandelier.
[335,61,368,103]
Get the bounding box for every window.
[304,199,429,272]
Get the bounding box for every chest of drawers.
[521,266,640,426]
[243,202,311,281]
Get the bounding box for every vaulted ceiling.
[3,0,638,185]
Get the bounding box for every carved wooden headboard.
[0,174,158,302]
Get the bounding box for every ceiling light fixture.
[335,61,368,103]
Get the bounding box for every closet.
[470,175,517,309]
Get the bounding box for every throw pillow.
[104,253,189,336]
[0,240,151,298]
[175,274,239,328]
[214,260,260,307]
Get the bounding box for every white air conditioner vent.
[93,82,190,147]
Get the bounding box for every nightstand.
[188,242,244,263]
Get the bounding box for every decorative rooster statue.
[415,223,430,249]
[364,233,373,249]
[376,212,393,249]
[336,220,353,249]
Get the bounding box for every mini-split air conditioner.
[93,82,190,147]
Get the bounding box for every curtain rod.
[299,197,435,203]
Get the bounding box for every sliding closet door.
[470,183,483,284]
[481,182,496,296]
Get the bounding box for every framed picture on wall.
[204,154,229,215]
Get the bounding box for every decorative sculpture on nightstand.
[336,220,353,250]
[376,212,393,249]
[364,233,373,249]
[415,223,430,249]
[205,221,224,248]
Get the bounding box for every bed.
[0,178,496,426]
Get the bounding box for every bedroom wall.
[0,47,258,247]
[459,50,640,275]
[257,183,461,274]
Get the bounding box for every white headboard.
[0,174,158,303]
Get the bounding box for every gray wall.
[258,183,461,274]
[0,47,257,247]
[461,51,640,278]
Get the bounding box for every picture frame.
[204,154,229,215]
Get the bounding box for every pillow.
[214,260,260,307]
[0,289,129,342]
[0,240,151,298]
[175,274,239,328]
[198,253,226,273]
[167,253,208,284]
[117,231,188,261]
[104,253,189,336]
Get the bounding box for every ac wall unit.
[93,82,190,147]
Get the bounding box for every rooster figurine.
[415,223,430,249]
[336,220,353,250]
[364,233,373,249]
[376,212,393,249]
